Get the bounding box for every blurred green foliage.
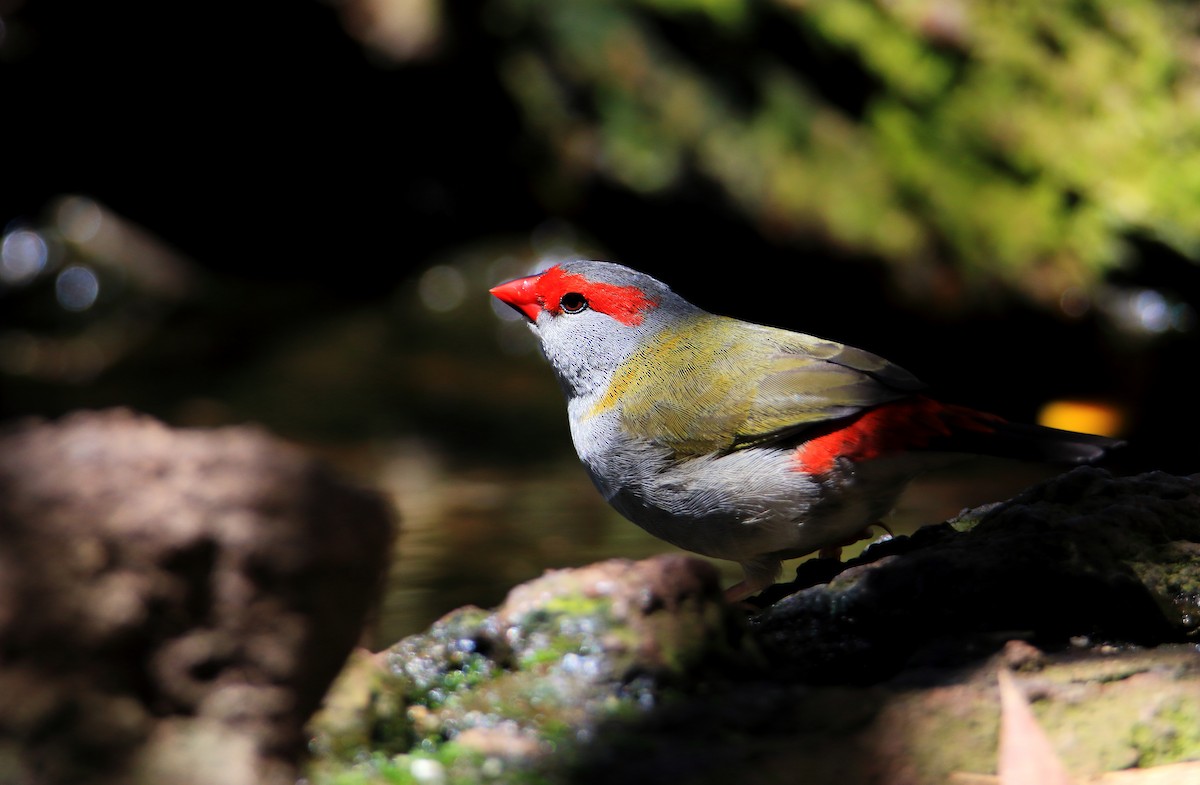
[482,0,1200,303]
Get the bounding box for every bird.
[490,260,1123,602]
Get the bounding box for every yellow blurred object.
[1037,400,1124,438]
[337,0,442,61]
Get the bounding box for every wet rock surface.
[752,468,1200,683]
[308,554,754,783]
[0,409,395,785]
[308,468,1200,785]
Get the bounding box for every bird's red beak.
[490,273,543,323]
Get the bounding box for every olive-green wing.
[729,322,925,449]
[595,315,924,457]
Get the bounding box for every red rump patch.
[537,266,658,326]
[792,396,1003,474]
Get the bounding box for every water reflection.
[364,440,668,646]
[356,437,1062,649]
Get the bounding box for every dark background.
[2,0,1197,474]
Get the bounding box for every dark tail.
[793,397,1124,469]
[946,418,1124,465]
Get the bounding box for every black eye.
[559,292,588,314]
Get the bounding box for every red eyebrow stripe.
[536,266,658,326]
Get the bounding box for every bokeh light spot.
[56,195,105,243]
[1132,289,1169,333]
[418,264,466,312]
[55,265,100,311]
[1,229,48,284]
[1038,399,1124,438]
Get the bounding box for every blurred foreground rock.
[0,409,395,785]
[308,468,1200,785]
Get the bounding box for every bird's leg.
[728,525,897,601]
[817,521,896,561]
[723,581,756,603]
[725,557,782,603]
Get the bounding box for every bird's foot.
[723,580,757,604]
[817,522,895,562]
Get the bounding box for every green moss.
[508,595,616,672]
[309,556,760,784]
[1131,696,1200,767]
[308,650,415,762]
[1013,649,1200,777]
[884,690,1002,781]
[947,503,1002,533]
[384,607,505,710]
[1127,545,1200,631]
[538,593,613,619]
[318,745,506,785]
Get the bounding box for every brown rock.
[0,409,395,785]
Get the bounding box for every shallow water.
[318,440,1062,649]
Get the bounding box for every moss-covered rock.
[307,554,753,784]
[306,470,1200,784]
